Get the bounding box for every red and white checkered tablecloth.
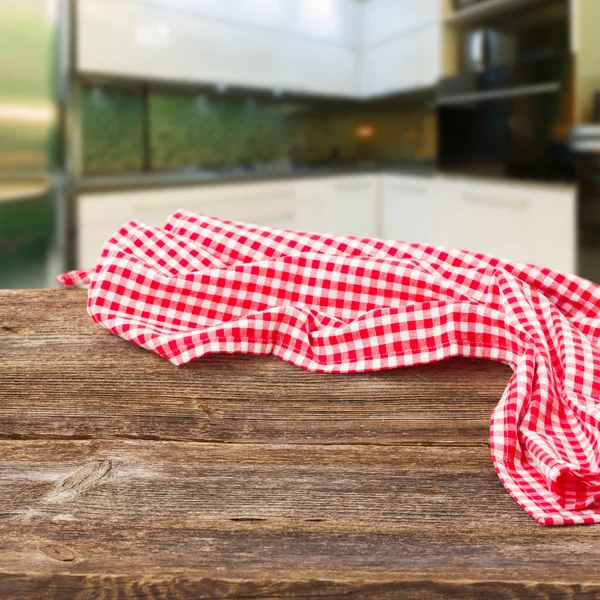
[58,210,600,526]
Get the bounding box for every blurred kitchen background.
[2,0,600,288]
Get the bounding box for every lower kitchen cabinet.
[430,178,577,274]
[381,174,576,274]
[76,175,379,269]
[76,180,297,269]
[381,174,434,244]
[76,173,577,276]
[294,175,379,238]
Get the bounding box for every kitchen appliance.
[464,28,516,73]
[453,0,486,9]
[437,55,570,181]
[571,125,600,283]
[594,92,600,122]
[0,0,69,289]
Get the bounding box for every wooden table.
[2,290,600,599]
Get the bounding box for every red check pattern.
[58,210,600,526]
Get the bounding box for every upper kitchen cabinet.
[361,23,441,97]
[362,0,440,45]
[360,0,442,97]
[77,0,361,97]
[77,0,444,99]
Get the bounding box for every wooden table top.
[2,289,600,599]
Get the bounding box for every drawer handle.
[386,183,426,195]
[336,182,373,192]
[133,189,295,211]
[225,191,295,202]
[464,193,528,210]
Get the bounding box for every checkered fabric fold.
[58,210,600,526]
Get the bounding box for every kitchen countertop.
[3,289,600,599]
[74,163,576,194]
[74,163,437,193]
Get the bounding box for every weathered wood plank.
[2,576,600,600]
[0,290,513,445]
[2,438,600,592]
[2,289,589,599]
[1,440,513,528]
[2,437,600,600]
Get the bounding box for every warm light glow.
[0,104,56,123]
[356,124,375,140]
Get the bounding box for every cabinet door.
[413,24,440,89]
[78,0,359,97]
[131,184,296,229]
[361,23,440,97]
[77,182,296,269]
[77,192,136,268]
[431,179,576,274]
[381,175,432,243]
[294,179,332,234]
[295,176,379,238]
[330,176,379,238]
[361,36,409,97]
[285,40,359,97]
[363,0,440,46]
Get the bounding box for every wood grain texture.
[0,290,511,445]
[3,289,600,599]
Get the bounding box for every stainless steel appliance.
[464,28,516,73]
[0,0,69,288]
[454,0,486,9]
[437,54,570,181]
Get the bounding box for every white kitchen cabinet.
[362,0,440,46]
[360,0,441,97]
[282,40,358,96]
[430,178,577,274]
[78,0,444,98]
[412,24,441,90]
[130,183,297,229]
[381,174,433,244]
[128,0,363,46]
[77,175,379,269]
[360,23,441,97]
[293,178,330,234]
[361,37,404,97]
[294,175,379,238]
[78,0,359,97]
[78,174,577,275]
[77,180,296,269]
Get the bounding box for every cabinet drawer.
[132,187,295,227]
[76,183,297,269]
[295,176,379,238]
[381,175,432,244]
[431,180,576,273]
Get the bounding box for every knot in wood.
[46,459,113,503]
[38,543,77,562]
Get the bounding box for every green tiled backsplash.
[81,85,437,175]
[82,87,145,173]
